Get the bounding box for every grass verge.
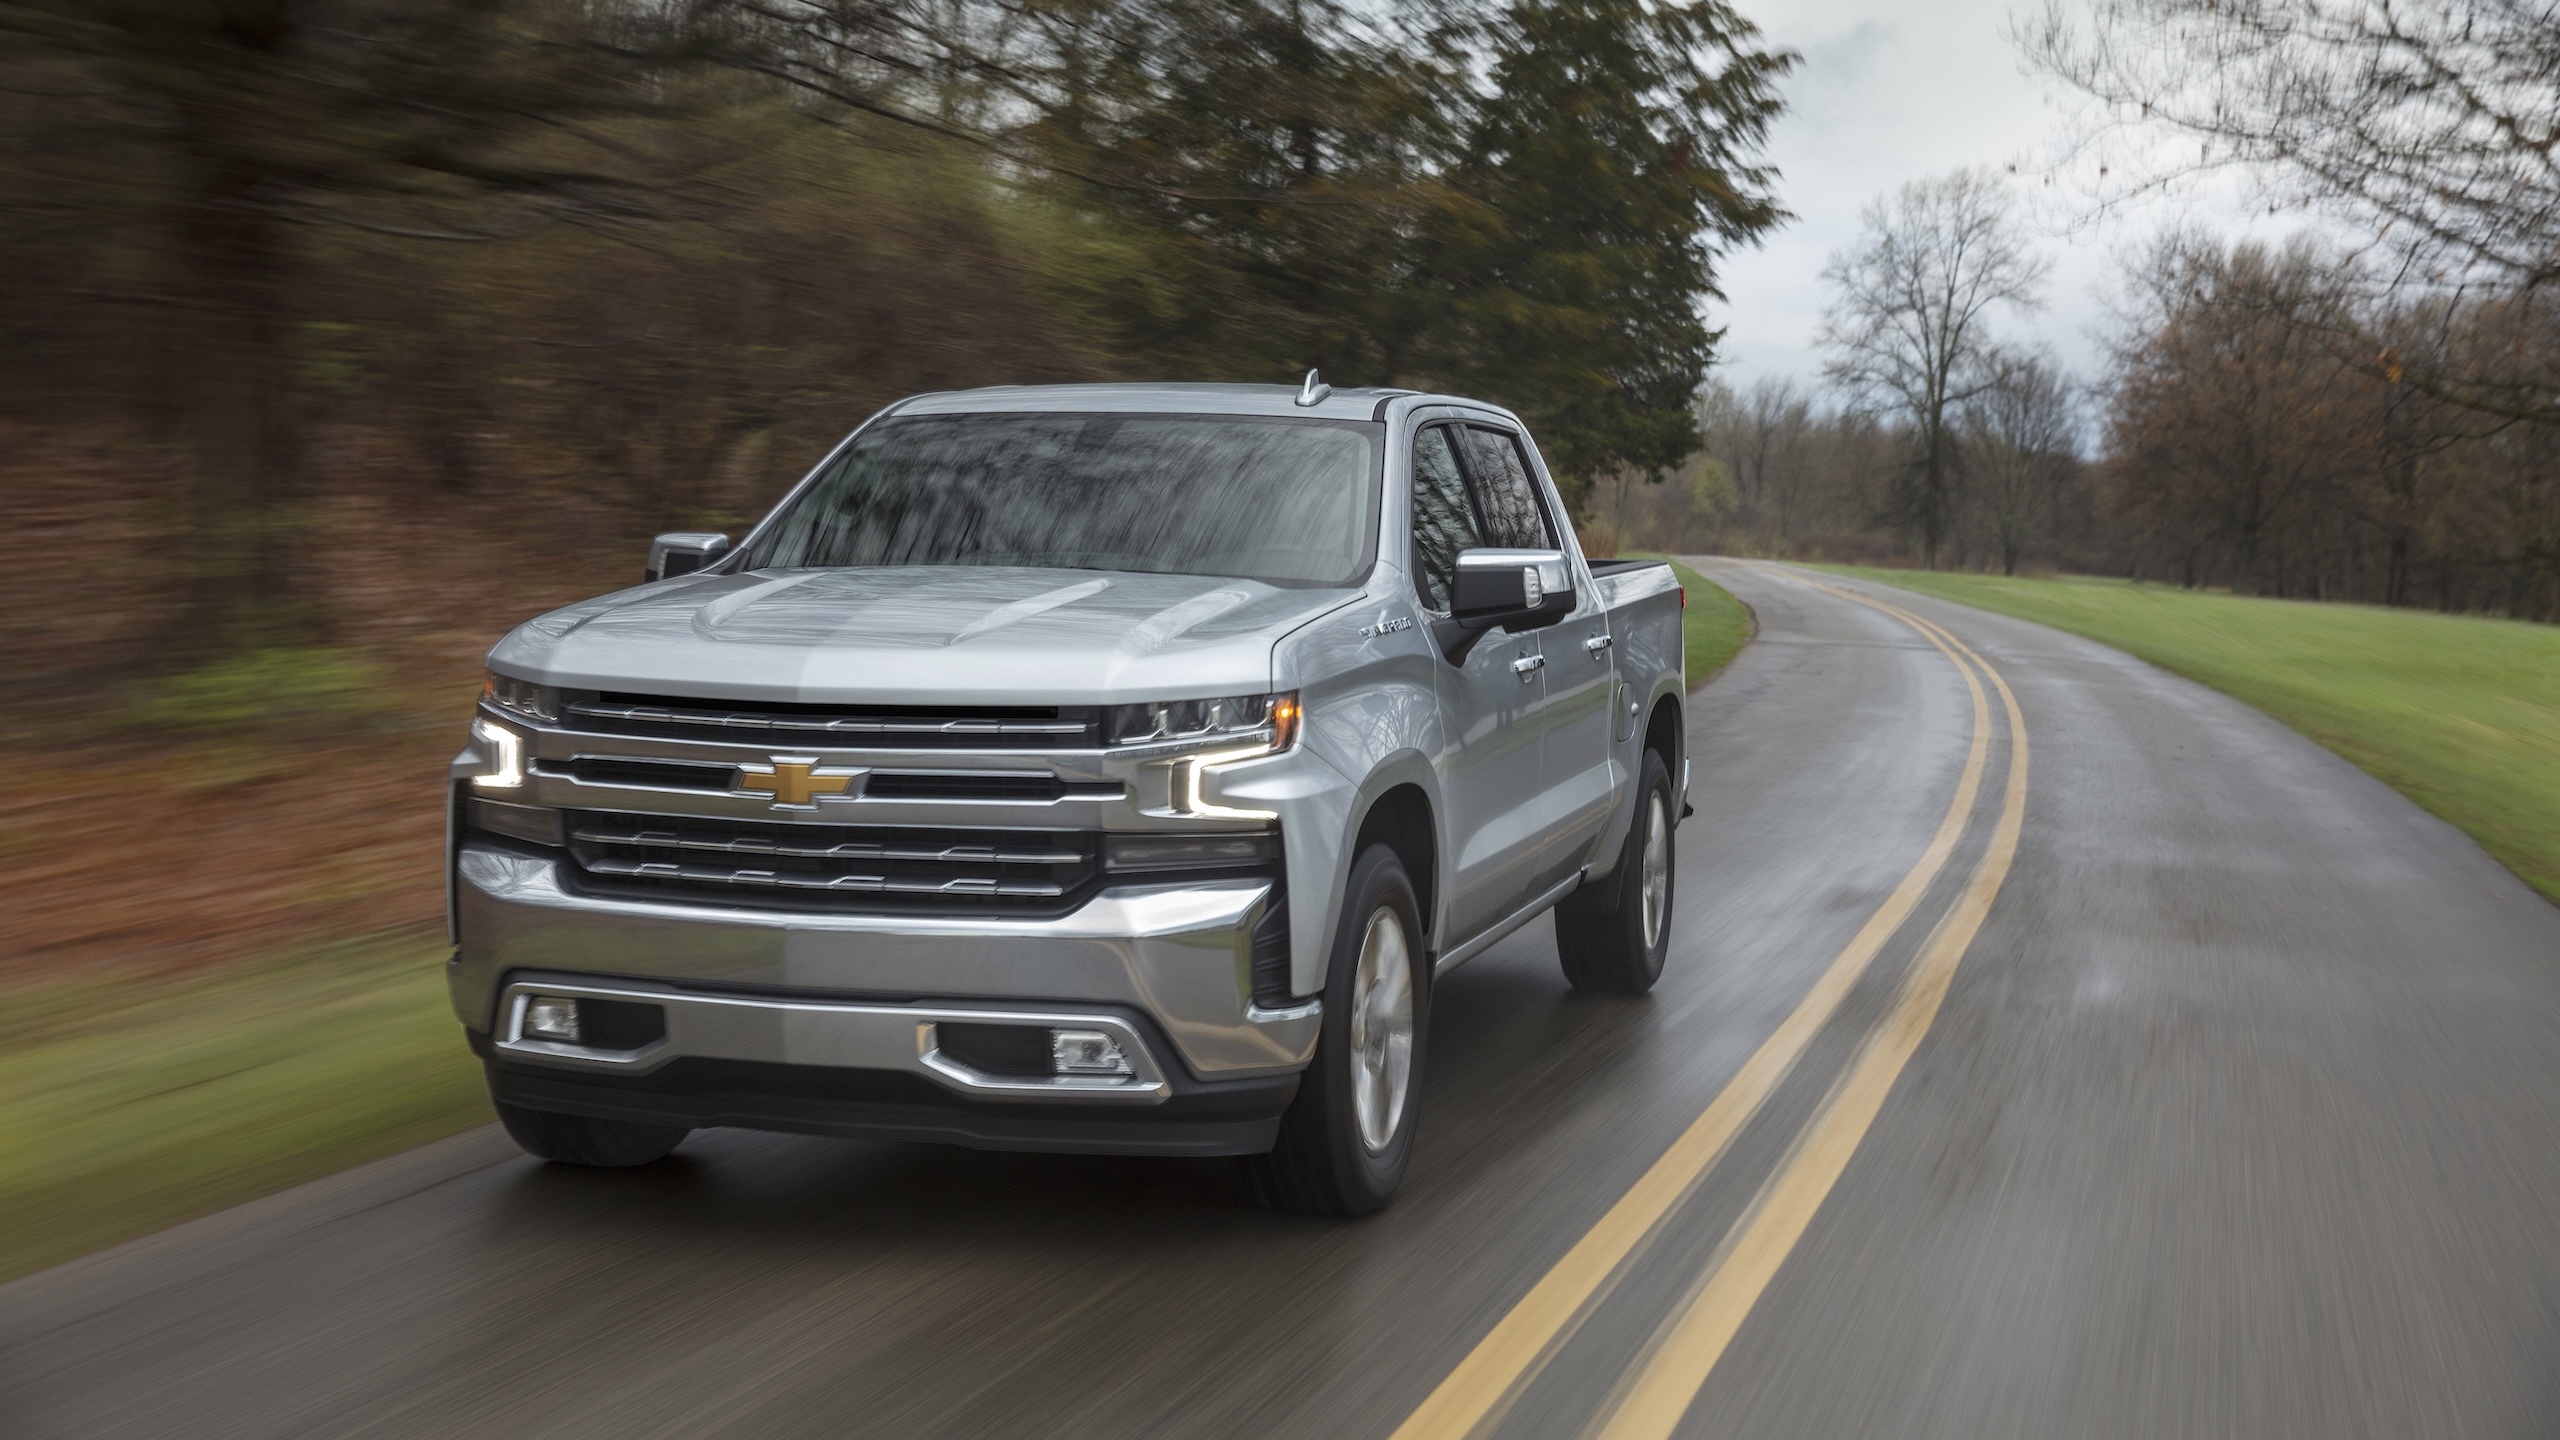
[1631,554,1754,685]
[0,927,487,1283]
[1822,567,2560,906]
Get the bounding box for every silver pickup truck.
[450,379,1688,1214]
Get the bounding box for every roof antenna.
[1295,368,1331,407]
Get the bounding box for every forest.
[6,0,2560,988]
[1614,0,2560,622]
[0,0,1788,696]
[0,0,1789,978]
[1603,221,2560,622]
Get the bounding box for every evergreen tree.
[1433,0,1788,513]
[1016,0,1468,380]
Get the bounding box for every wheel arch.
[1644,690,1684,775]
[1352,783,1439,952]
[1293,751,1443,1000]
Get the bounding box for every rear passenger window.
[1409,426,1481,612]
[1458,427,1556,550]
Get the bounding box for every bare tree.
[1963,347,2078,575]
[2021,0,2560,425]
[1700,375,1816,541]
[2105,234,2357,592]
[1817,170,2049,567]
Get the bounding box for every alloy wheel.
[1640,792,1669,952]
[1349,906,1415,1154]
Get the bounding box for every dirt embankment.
[0,430,657,982]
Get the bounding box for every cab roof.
[888,382,1514,427]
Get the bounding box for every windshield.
[742,412,1382,587]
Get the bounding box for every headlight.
[1106,691,1299,750]
[470,716,526,790]
[483,671,560,725]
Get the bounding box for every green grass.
[1822,567,2560,906]
[1630,553,1754,685]
[0,927,488,1282]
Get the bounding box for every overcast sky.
[1709,0,2314,394]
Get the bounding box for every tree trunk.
[168,146,305,659]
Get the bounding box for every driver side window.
[1457,426,1557,550]
[1409,425,1482,613]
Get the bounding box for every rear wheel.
[1242,845,1425,1216]
[1557,748,1675,995]
[494,1098,690,1168]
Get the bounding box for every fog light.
[1051,1029,1133,1076]
[523,996,581,1043]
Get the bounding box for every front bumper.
[454,841,1322,1149]
[473,980,1297,1156]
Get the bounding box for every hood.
[487,566,1362,705]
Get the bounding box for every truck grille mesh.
[565,694,1102,750]
[564,811,1099,916]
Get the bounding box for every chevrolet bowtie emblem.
[735,757,859,809]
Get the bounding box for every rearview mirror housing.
[646,532,731,584]
[1451,548,1574,625]
[1438,548,1575,660]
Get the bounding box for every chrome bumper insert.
[492,975,1172,1104]
[452,844,1324,1077]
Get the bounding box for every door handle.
[1511,654,1545,679]
[1584,634,1613,656]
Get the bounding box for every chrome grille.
[565,811,1098,915]
[536,756,736,792]
[566,694,1101,750]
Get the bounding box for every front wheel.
[1241,845,1426,1216]
[1556,748,1675,994]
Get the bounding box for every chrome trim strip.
[567,700,1092,739]
[571,823,1083,866]
[465,848,1269,937]
[530,756,742,795]
[563,753,737,774]
[493,976,1172,1102]
[523,750,1126,808]
[851,784,1125,806]
[581,857,1069,898]
[1434,872,1584,976]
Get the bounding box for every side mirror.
[1437,548,1575,660]
[646,532,731,584]
[1451,548,1574,624]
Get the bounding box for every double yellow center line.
[1391,571,2029,1440]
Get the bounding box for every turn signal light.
[1269,693,1301,751]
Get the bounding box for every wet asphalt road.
[8,561,2560,1439]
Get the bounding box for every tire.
[1241,845,1426,1216]
[1556,747,1675,995]
[494,1098,690,1168]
